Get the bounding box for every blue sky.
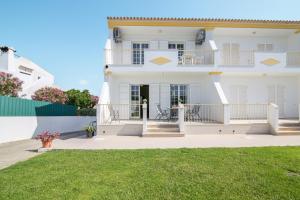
[1,0,300,95]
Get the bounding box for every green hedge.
[77,108,96,116]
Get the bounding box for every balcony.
[104,49,214,66]
[105,48,300,68]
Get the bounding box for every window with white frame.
[170,84,188,107]
[130,85,140,118]
[168,42,184,60]
[257,43,273,52]
[132,43,149,64]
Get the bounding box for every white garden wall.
[0,116,96,144]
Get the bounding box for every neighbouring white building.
[97,17,300,136]
[0,46,55,98]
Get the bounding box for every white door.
[268,85,285,118]
[149,84,160,119]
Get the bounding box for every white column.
[142,100,147,135]
[299,103,300,123]
[223,104,230,125]
[268,103,279,135]
[178,103,185,133]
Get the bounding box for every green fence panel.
[0,96,77,116]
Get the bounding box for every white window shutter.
[189,84,201,104]
[186,41,195,51]
[122,41,131,64]
[149,84,160,119]
[160,83,170,110]
[119,83,130,119]
[149,41,158,50]
[159,41,168,50]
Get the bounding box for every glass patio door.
[170,84,188,107]
[170,85,188,118]
[130,85,140,118]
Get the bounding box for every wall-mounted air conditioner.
[113,27,122,43]
[195,29,206,45]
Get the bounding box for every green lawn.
[0,147,300,200]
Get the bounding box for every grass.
[0,147,300,200]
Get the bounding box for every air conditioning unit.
[113,27,122,43]
[195,29,206,45]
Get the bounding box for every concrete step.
[277,130,300,136]
[147,124,178,129]
[147,127,180,132]
[278,127,300,131]
[279,123,300,127]
[143,132,184,137]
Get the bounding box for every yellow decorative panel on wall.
[208,71,223,75]
[261,58,280,66]
[150,57,171,65]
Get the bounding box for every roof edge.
[107,16,300,29]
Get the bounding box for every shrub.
[32,87,68,104]
[0,72,23,97]
[77,108,96,116]
[65,89,99,109]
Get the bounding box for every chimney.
[0,46,16,72]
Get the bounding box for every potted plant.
[34,131,60,148]
[85,125,95,138]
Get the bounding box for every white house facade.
[0,46,55,99]
[97,17,300,136]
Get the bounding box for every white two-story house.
[97,17,300,136]
[0,46,55,99]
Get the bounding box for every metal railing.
[220,50,254,66]
[104,49,214,65]
[287,52,300,66]
[97,104,142,124]
[229,104,268,120]
[184,104,224,123]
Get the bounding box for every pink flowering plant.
[0,72,23,97]
[32,87,68,104]
[91,95,99,108]
[34,131,60,148]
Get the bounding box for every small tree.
[0,72,23,97]
[65,89,98,109]
[32,87,68,104]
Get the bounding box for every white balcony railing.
[219,50,255,66]
[287,52,300,66]
[97,104,142,124]
[105,48,300,67]
[184,104,224,123]
[104,49,214,65]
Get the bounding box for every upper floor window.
[168,42,184,60]
[257,43,273,52]
[132,42,148,64]
[19,65,33,75]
